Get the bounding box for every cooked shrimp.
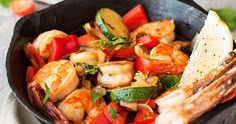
[85,48,106,63]
[150,42,189,74]
[70,48,106,66]
[27,60,79,123]
[29,60,80,102]
[97,61,134,88]
[155,49,236,124]
[32,30,68,59]
[58,88,106,124]
[131,19,175,43]
[70,51,99,66]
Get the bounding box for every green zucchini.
[95,8,129,40]
[106,86,159,103]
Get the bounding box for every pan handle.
[178,0,207,14]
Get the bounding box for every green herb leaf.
[112,37,128,46]
[0,0,12,8]
[82,64,100,79]
[109,106,119,119]
[90,91,103,104]
[100,37,129,48]
[80,46,88,50]
[126,56,135,61]
[43,83,50,104]
[213,7,236,31]
[100,39,113,48]
[83,64,100,75]
[159,73,182,89]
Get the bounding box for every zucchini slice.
[95,8,129,40]
[106,86,159,103]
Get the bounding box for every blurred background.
[0,0,235,123]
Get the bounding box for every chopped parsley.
[100,37,129,48]
[81,64,101,79]
[109,106,119,119]
[90,91,103,104]
[43,83,50,104]
[80,46,87,50]
[126,56,135,61]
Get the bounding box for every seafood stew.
[6,0,235,123]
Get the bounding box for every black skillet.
[6,0,236,123]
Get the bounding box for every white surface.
[194,0,236,9]
[1,92,40,124]
[0,1,55,123]
[0,0,236,124]
[0,5,20,124]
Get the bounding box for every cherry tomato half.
[10,0,35,16]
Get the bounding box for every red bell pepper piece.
[130,109,157,124]
[26,66,38,82]
[113,45,136,58]
[134,56,174,75]
[128,118,156,124]
[147,99,156,109]
[104,102,128,124]
[102,47,116,61]
[91,112,111,124]
[123,4,149,31]
[77,34,96,47]
[115,111,128,124]
[64,34,79,54]
[133,34,159,49]
[134,56,151,73]
[48,37,66,62]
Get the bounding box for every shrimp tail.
[24,43,45,69]
[191,50,236,93]
[220,78,236,103]
[44,102,69,124]
[183,66,236,122]
[27,83,43,109]
[27,82,69,123]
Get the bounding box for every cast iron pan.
[6,0,236,123]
